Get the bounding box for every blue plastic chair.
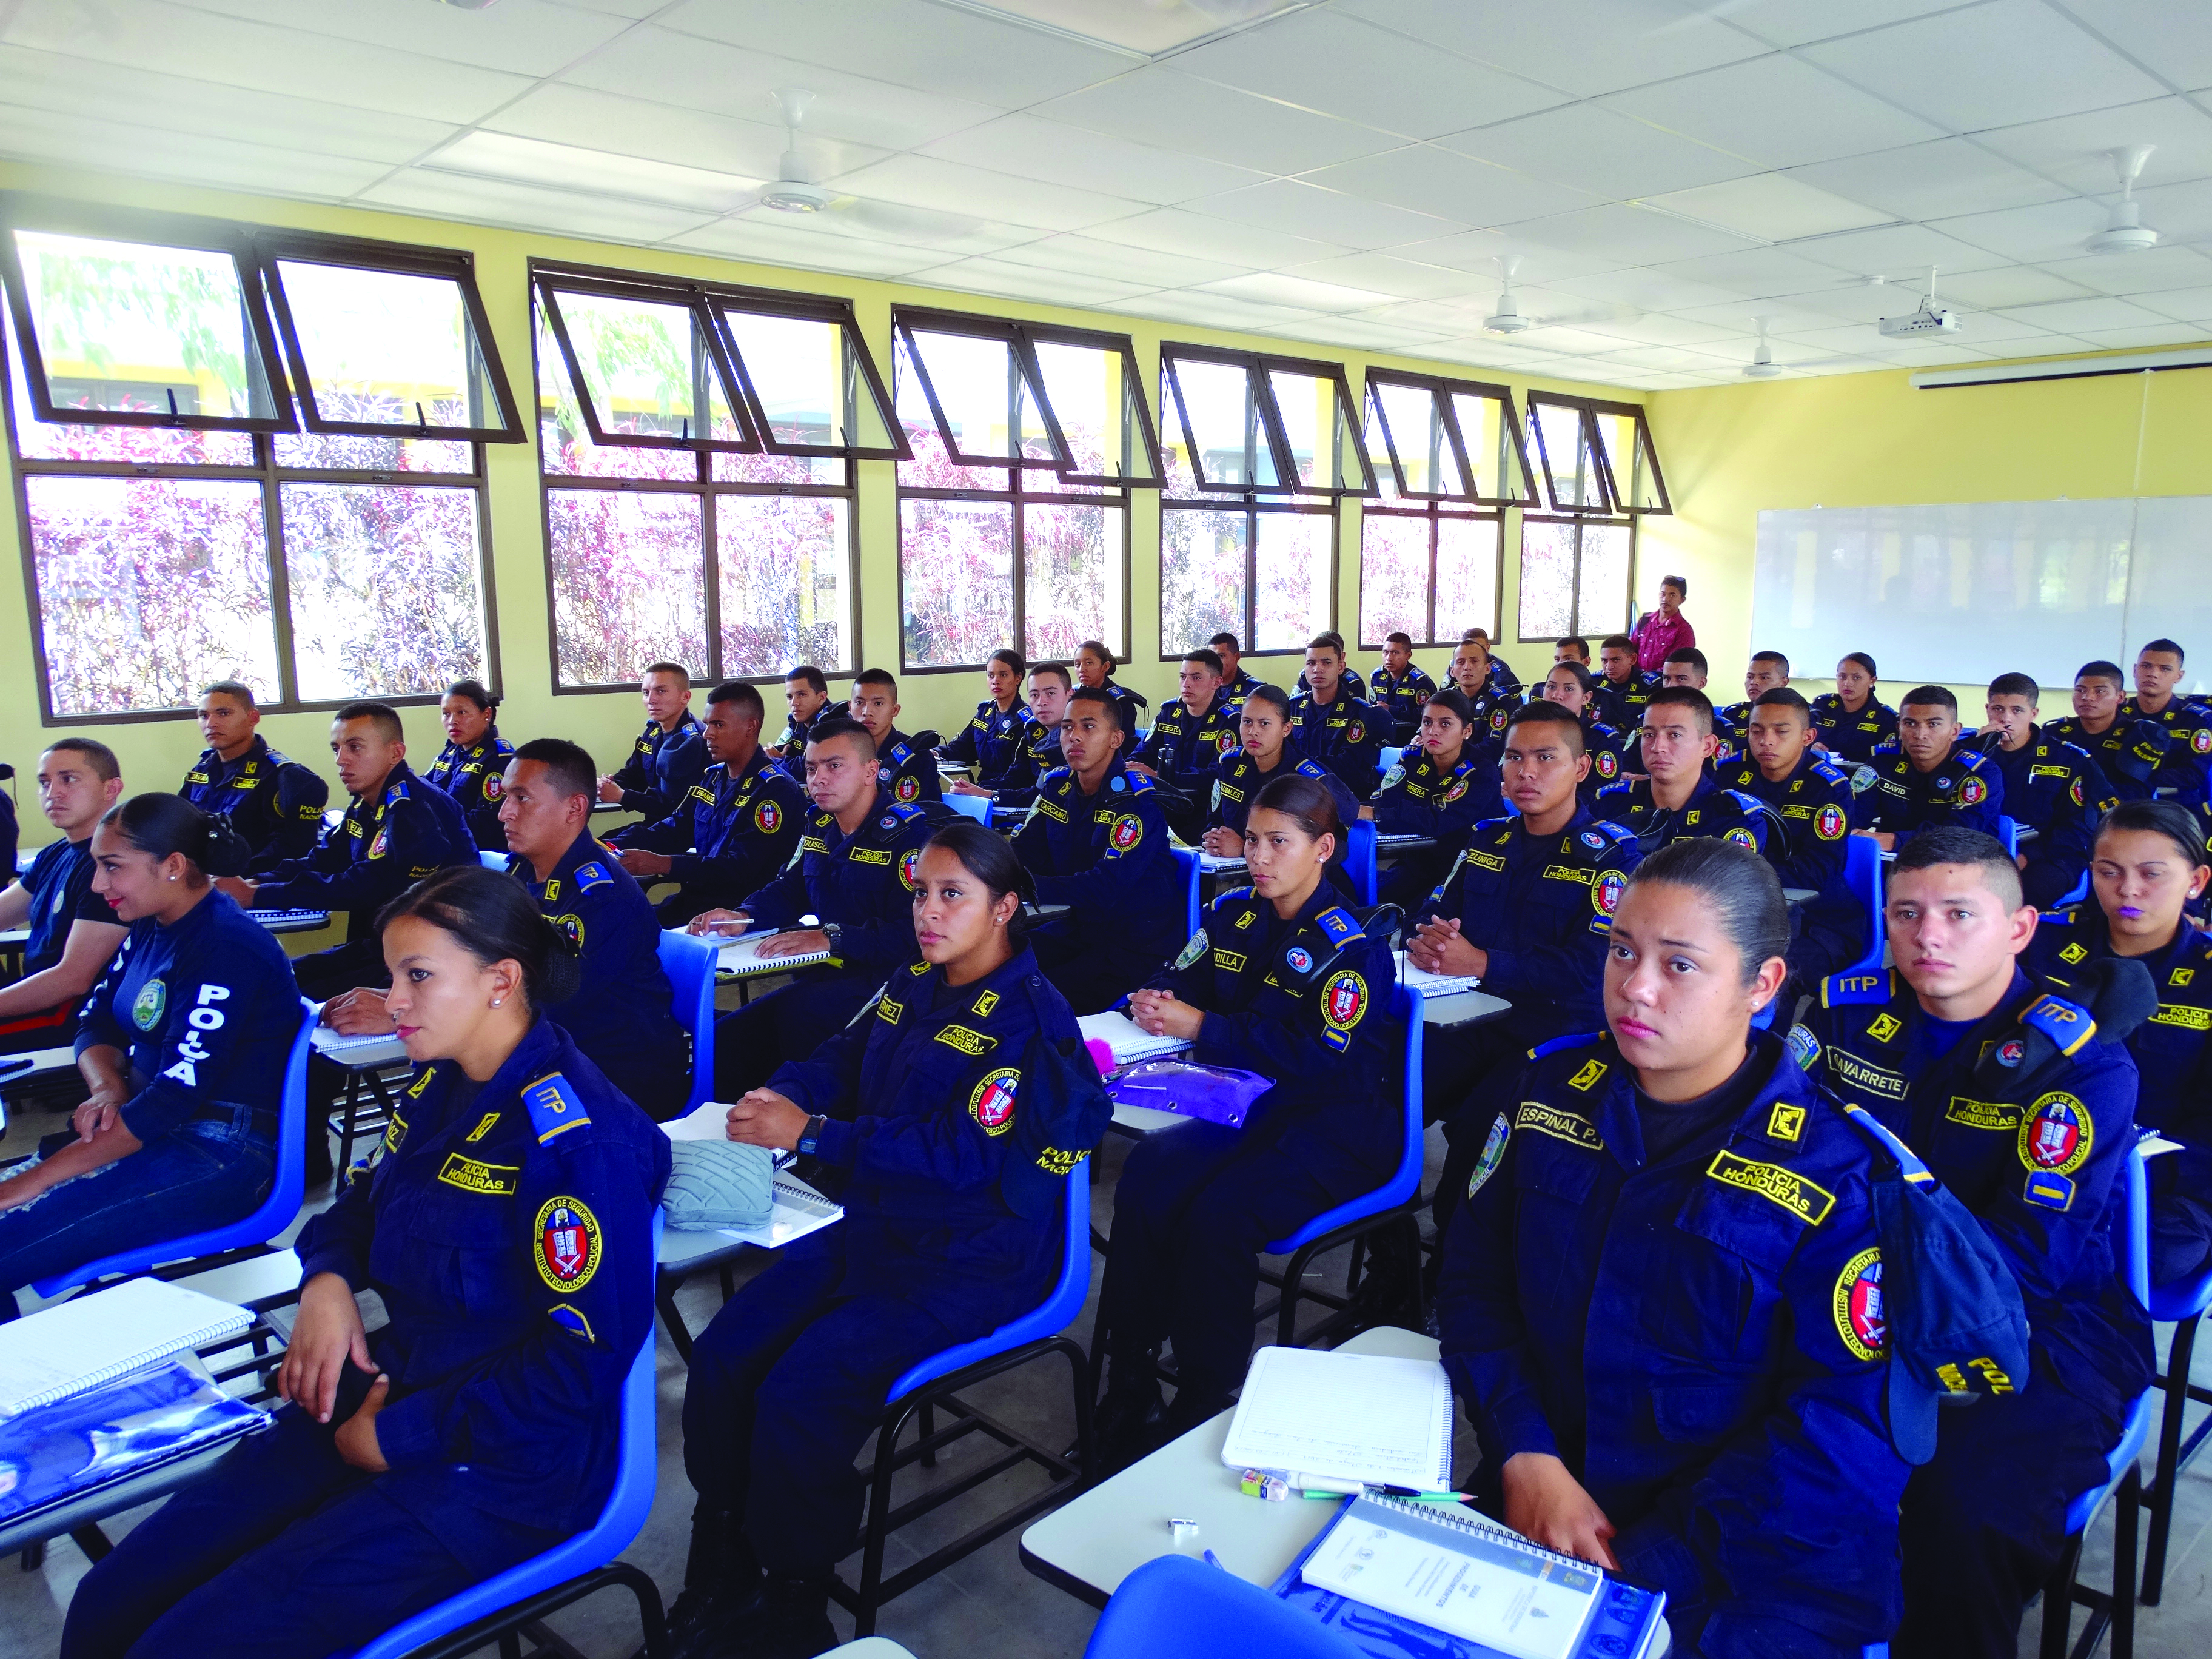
[1084,1554,1362,1659]
[1171,845,1202,937]
[2039,1145,2153,1659]
[477,848,509,871]
[657,930,717,1116]
[838,1167,1094,1637]
[2139,1217,2212,1601]
[1255,982,1424,1349]
[1841,834,1886,977]
[942,791,992,823]
[1342,820,1378,906]
[33,1000,318,1298]
[1375,744,1405,779]
[1996,816,2022,857]
[346,1213,668,1659]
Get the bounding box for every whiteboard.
[1751,496,2212,692]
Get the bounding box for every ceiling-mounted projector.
[1879,266,1959,338]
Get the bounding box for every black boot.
[1094,1363,1168,1475]
[713,1572,837,1659]
[664,1507,760,1659]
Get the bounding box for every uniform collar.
[454,1013,570,1110]
[905,944,1042,1011]
[543,825,606,888]
[211,734,270,774]
[1070,752,1131,797]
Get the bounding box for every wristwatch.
[797,1113,826,1157]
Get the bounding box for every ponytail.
[100,794,252,882]
[376,865,585,1010]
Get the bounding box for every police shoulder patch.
[1467,1113,1511,1199]
[1832,1247,1886,1361]
[535,1196,602,1293]
[1295,759,1329,780]
[1785,1022,1820,1071]
[521,1071,592,1144]
[1173,928,1209,971]
[2022,992,2096,1056]
[574,861,612,892]
[968,1067,1019,1136]
[2019,1091,2093,1176]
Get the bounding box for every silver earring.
[491,998,504,1008]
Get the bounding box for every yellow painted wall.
[0,159,1651,850]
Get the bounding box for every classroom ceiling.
[7,0,2212,389]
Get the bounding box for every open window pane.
[899,324,1062,469]
[716,305,903,459]
[1161,506,1248,655]
[900,497,1014,669]
[1577,521,1634,634]
[538,282,748,451]
[1368,378,1465,499]
[1528,397,1614,515]
[26,474,277,714]
[5,228,289,431]
[1588,403,1671,514]
[537,309,694,483]
[280,482,486,701]
[1024,498,1123,662]
[1268,366,1372,496]
[270,257,520,443]
[719,494,852,677]
[273,430,471,472]
[7,312,252,464]
[1164,355,1281,492]
[1254,512,1333,651]
[1518,519,1578,640]
[893,347,1007,492]
[546,488,705,687]
[1451,389,1535,506]
[1435,515,1500,640]
[1030,337,1161,487]
[1359,512,1429,645]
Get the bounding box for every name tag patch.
[438,1153,520,1196]
[934,1024,999,1056]
[1706,1150,1836,1225]
[1826,1047,1906,1099]
[1515,1102,1604,1150]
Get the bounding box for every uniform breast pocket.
[1651,1175,1800,1378]
[1511,1138,1600,1304]
[390,1186,522,1316]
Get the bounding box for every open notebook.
[1221,1345,1453,1491]
[1395,950,1481,999]
[692,928,835,976]
[1078,1011,1192,1069]
[0,1279,251,1418]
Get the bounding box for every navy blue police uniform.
[1012,754,1182,1015]
[1097,679,1145,737]
[1371,745,1501,908]
[609,746,806,926]
[992,717,1063,808]
[770,703,836,786]
[1207,748,1356,842]
[1456,677,1523,754]
[1136,690,1240,839]
[1219,668,1261,709]
[1574,715,1632,808]
[0,888,297,1307]
[1974,727,2117,907]
[937,698,1031,790]
[1099,888,1401,1424]
[609,708,707,822]
[1810,693,1899,764]
[1862,741,2005,844]
[1593,669,1658,733]
[1797,965,2154,1657]
[874,726,943,806]
[423,728,515,853]
[711,790,947,1098]
[1594,774,1780,859]
[2122,692,2212,812]
[255,760,475,1000]
[63,1017,669,1659]
[507,826,688,1122]
[2029,907,2212,1282]
[179,735,328,870]
[682,947,1084,1584]
[0,832,113,1056]
[1285,686,1388,802]
[1296,666,1371,703]
[1717,751,1867,985]
[1439,1031,1908,1658]
[2043,710,2170,803]
[1367,662,1438,741]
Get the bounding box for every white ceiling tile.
[0,44,458,162]
[1302,146,1596,229]
[1099,290,1327,335]
[1600,52,1945,171]
[0,99,392,198]
[905,256,1154,308]
[358,169,717,242]
[754,201,1042,259]
[2034,246,2212,295]
[1798,1,2168,133]
[654,0,1129,106]
[175,0,632,75]
[1585,343,1741,372]
[483,84,888,183]
[2057,1,2212,94]
[916,113,1264,207]
[1723,0,1966,50]
[1854,340,2001,365]
[1193,271,1400,312]
[987,233,1254,289]
[1034,67,1398,175]
[551,0,662,14]
[2064,323,2212,349]
[1935,266,2099,307]
[1382,231,1626,281]
[1547,265,1743,310]
[1783,279,1959,322]
[2134,284,2212,321]
[1337,0,1766,99]
[1643,173,1894,241]
[1672,298,1854,335]
[2125,176,2212,240]
[1168,9,1567,139]
[1783,137,2073,223]
[1646,246,1859,298]
[665,216,948,276]
[1928,198,2127,263]
[1290,316,1453,350]
[1574,312,1738,347]
[1970,97,2212,194]
[970,0,1303,56]
[1184,180,1466,250]
[566,27,1002,152]
[1769,322,1909,354]
[424,130,763,212]
[1788,220,2016,276]
[1508,203,1765,263]
[1280,252,1488,301]
[821,153,1147,234]
[1992,294,2174,330]
[1922,313,2072,344]
[1436,104,1758,200]
[1082,207,1352,268]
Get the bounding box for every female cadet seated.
[1365,686,1502,903]
[1438,839,1907,1659]
[1200,683,1356,855]
[669,821,1087,1659]
[2028,798,2212,1282]
[1095,773,1401,1465]
[0,796,297,1316]
[64,865,670,1659]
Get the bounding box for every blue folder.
[0,1360,269,1527]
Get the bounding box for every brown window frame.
[1358,500,1504,651]
[1160,342,1375,500]
[1515,512,1640,645]
[1525,390,1671,517]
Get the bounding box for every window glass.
[537,310,694,483]
[8,318,251,463]
[1031,337,1161,485]
[899,496,1014,669]
[10,229,283,426]
[25,474,276,714]
[274,431,471,472]
[273,260,492,437]
[1160,506,1247,657]
[1530,400,1606,512]
[1518,518,1578,640]
[541,285,740,447]
[894,340,1008,492]
[717,493,852,679]
[1267,366,1366,495]
[1359,512,1429,646]
[280,481,484,701]
[1369,379,1464,498]
[1577,521,1634,634]
[1254,512,1333,651]
[711,449,846,487]
[718,307,897,455]
[546,488,705,687]
[902,325,1056,468]
[1164,355,1278,492]
[1450,390,1529,503]
[1589,406,1669,513]
[1435,515,1501,641]
[1024,498,1123,662]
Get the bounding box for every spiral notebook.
[1219,1346,1454,1490]
[0,1279,251,1418]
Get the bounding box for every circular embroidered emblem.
[895,774,920,802]
[1996,1038,2024,1068]
[1444,776,1468,803]
[2069,776,2085,807]
[130,977,167,1031]
[552,911,586,951]
[2020,1091,2093,1175]
[1490,708,1509,732]
[1286,946,1313,973]
[968,1067,1019,1136]
[482,771,504,802]
[534,1197,602,1293]
[879,814,899,830]
[1724,826,1758,850]
[1110,814,1144,852]
[1958,774,1986,806]
[1347,720,1365,745]
[899,847,923,891]
[1580,830,1606,851]
[1216,729,1238,754]
[1832,1247,1886,1362]
[756,799,783,834]
[1593,870,1627,916]
[1815,803,1846,840]
[2195,727,2212,755]
[1320,970,1368,1031]
[1596,750,1619,779]
[368,826,390,859]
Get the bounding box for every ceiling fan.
[1737,315,1878,378]
[728,89,984,246]
[2087,145,2160,255]
[1480,256,1632,337]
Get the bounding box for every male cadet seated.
[2124,636,2212,810]
[1201,685,1358,856]
[421,677,514,853]
[1553,635,1589,667]
[2045,658,2170,803]
[1210,630,1260,706]
[1407,702,1641,1235]
[1654,646,1738,759]
[1794,828,2154,1658]
[0,798,297,1316]
[1286,633,1386,801]
[1096,774,1401,1465]
[2029,801,2212,1282]
[178,679,327,870]
[1367,629,1438,742]
[1365,688,1502,905]
[1010,685,1182,1014]
[935,648,1030,793]
[668,823,1100,1659]
[596,660,706,822]
[1718,648,1790,734]
[846,666,941,805]
[0,741,126,1057]
[320,739,689,1120]
[689,719,945,1098]
[1130,647,1238,840]
[1974,672,2117,907]
[1438,841,1909,1659]
[1592,633,1657,732]
[1809,651,1898,765]
[1447,634,1522,746]
[1292,628,1369,703]
[771,665,833,785]
[1595,686,1778,856]
[982,662,1070,809]
[1076,638,1144,736]
[1717,689,1868,990]
[1858,685,2005,850]
[1535,662,1631,805]
[64,865,669,1659]
[607,681,806,925]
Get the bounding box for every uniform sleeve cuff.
[1481,947,1521,988]
[807,1115,858,1167]
[297,1246,367,1291]
[369,1389,443,1467]
[666,854,700,881]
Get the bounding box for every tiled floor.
[2,1100,2210,1659]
